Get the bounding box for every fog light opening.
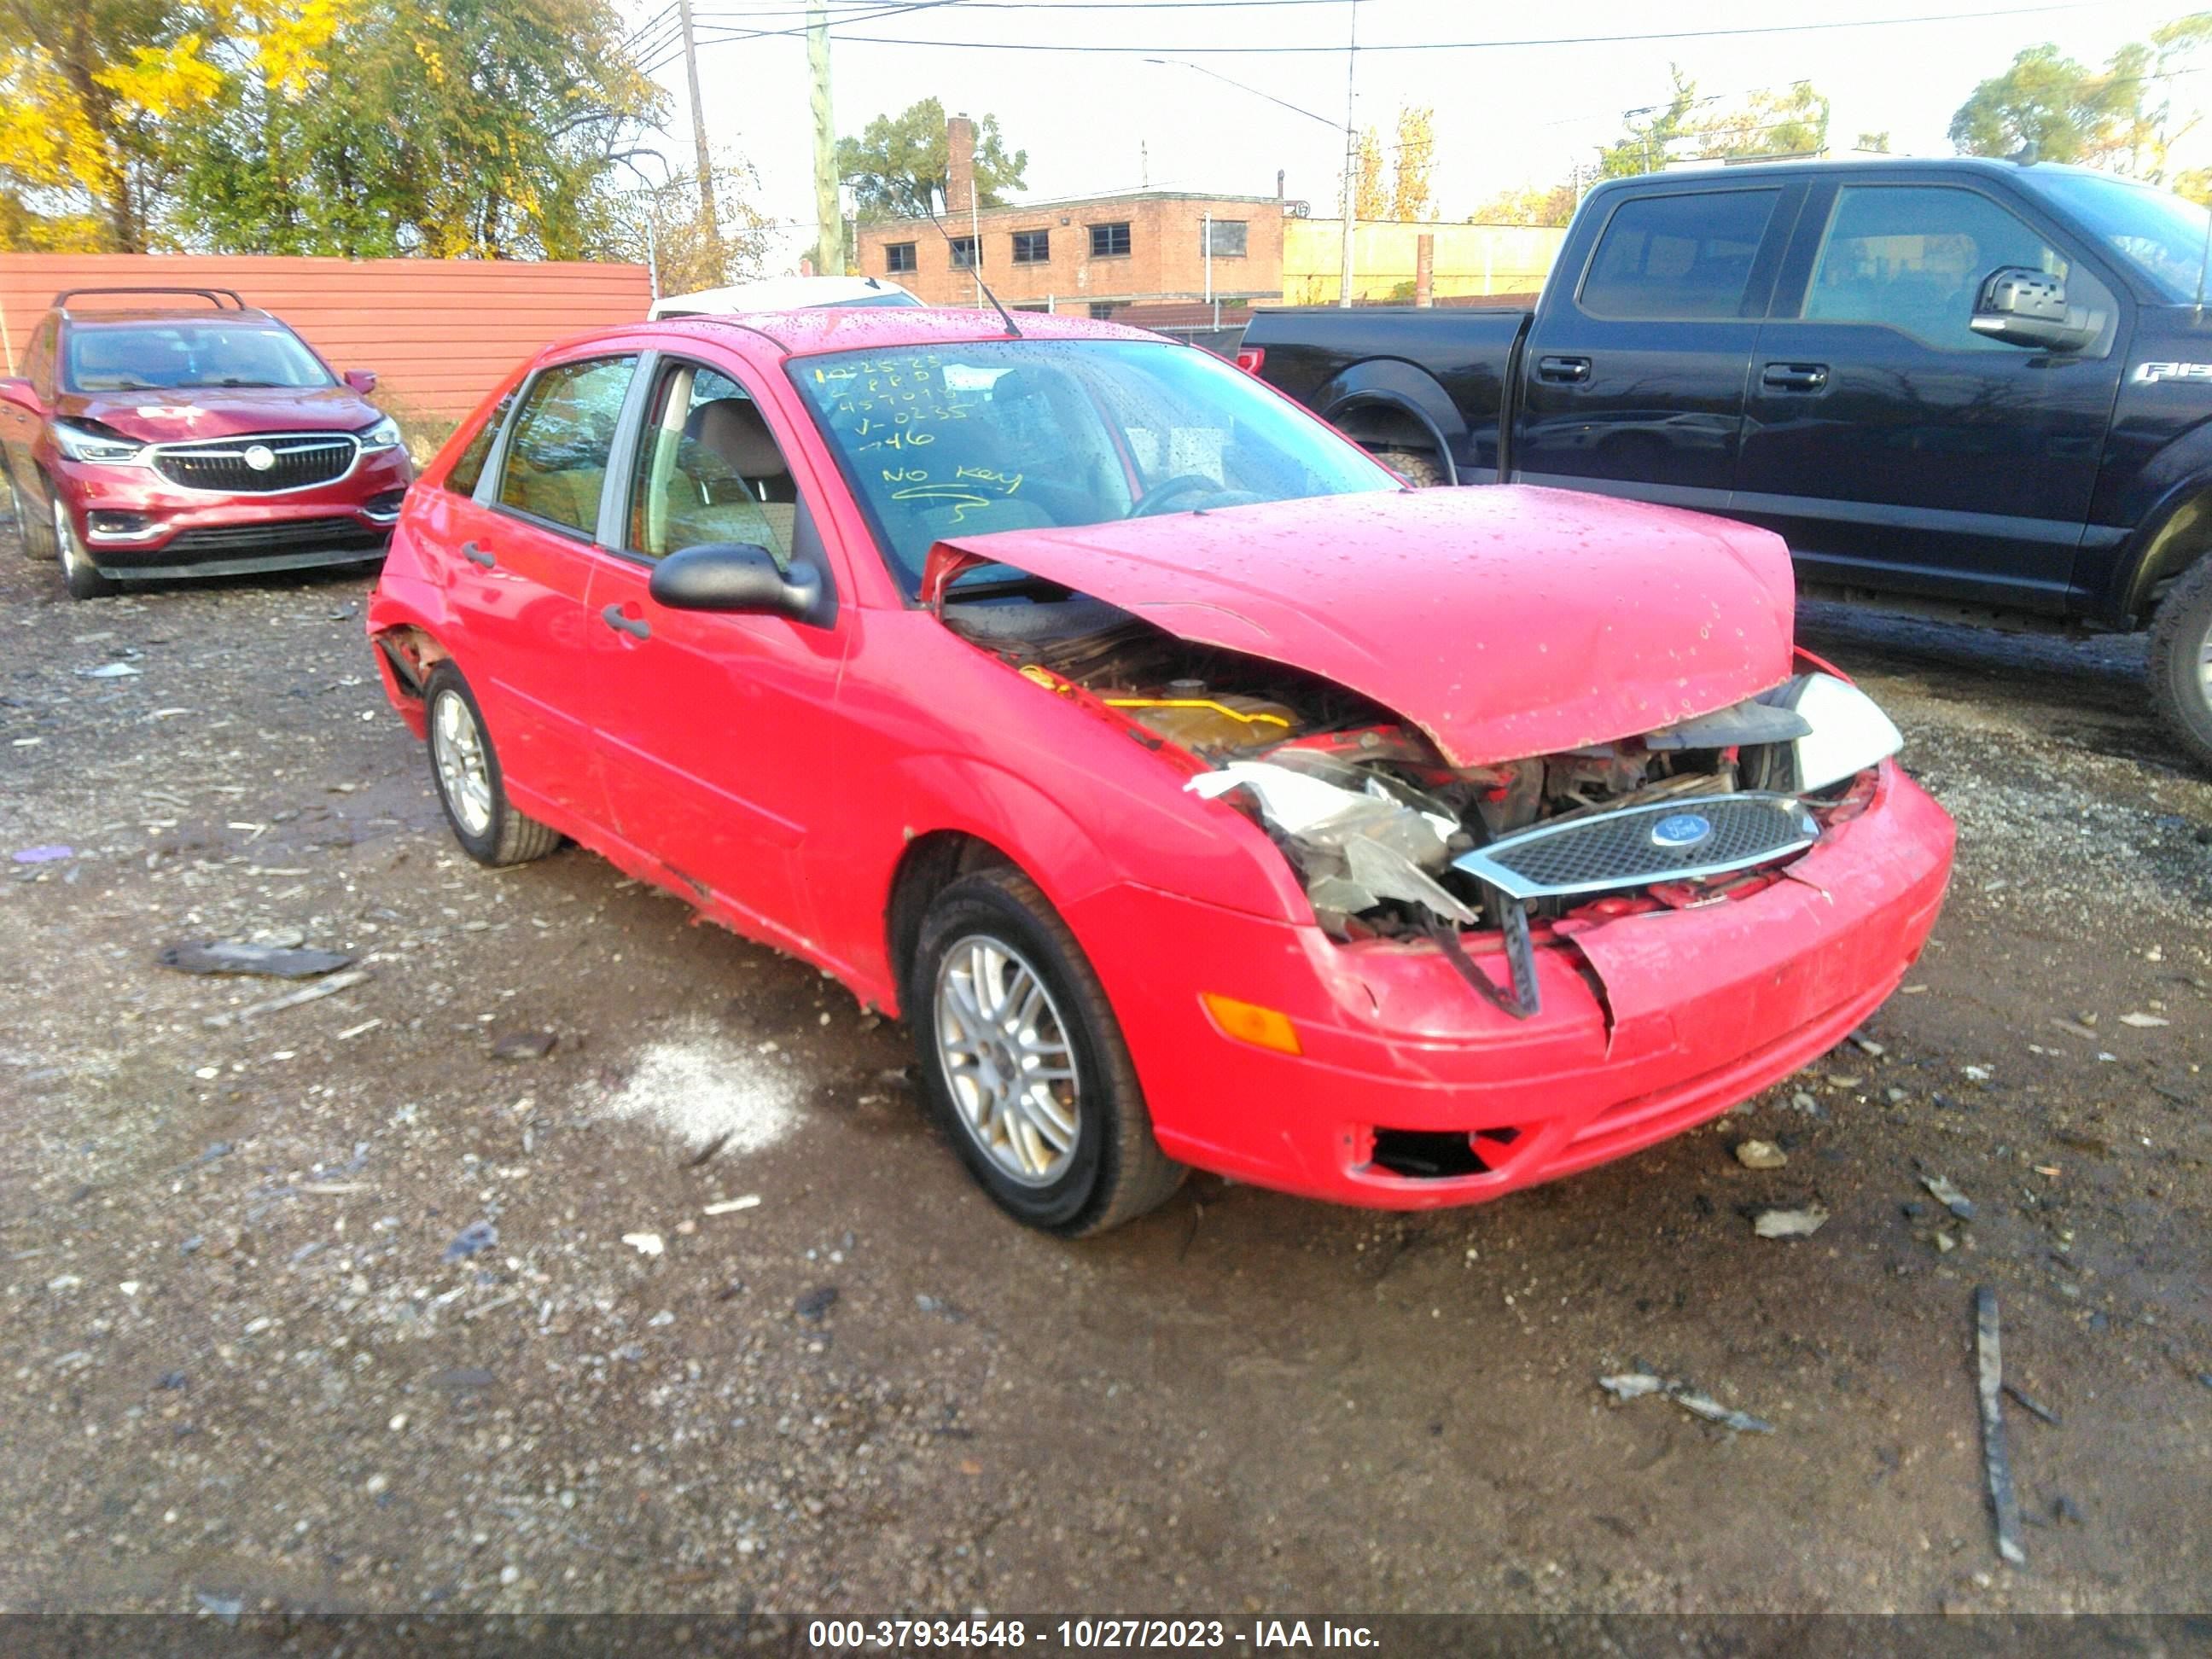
[1369,1125,1522,1180]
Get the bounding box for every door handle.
[1761,362,1830,392]
[601,603,651,641]
[1536,355,1592,384]
[461,540,495,568]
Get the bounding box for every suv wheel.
[910,867,1185,1236]
[5,468,47,562]
[1375,446,1447,488]
[2149,555,2212,771]
[422,662,562,866]
[53,498,112,599]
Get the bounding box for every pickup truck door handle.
[461,540,495,568]
[601,603,651,641]
[1761,362,1830,392]
[1536,355,1592,384]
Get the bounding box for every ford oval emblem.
[242,445,276,472]
[1650,812,1713,849]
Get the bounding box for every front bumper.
[55,448,413,579]
[1066,762,1954,1210]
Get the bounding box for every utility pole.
[807,1,841,276]
[678,0,721,267]
[1336,0,1359,308]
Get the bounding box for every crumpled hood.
[930,484,1797,767]
[56,384,380,444]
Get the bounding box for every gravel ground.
[0,536,2207,1618]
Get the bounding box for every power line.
[817,2,2120,55]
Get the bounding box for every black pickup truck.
[1243,157,2212,767]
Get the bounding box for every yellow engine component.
[1105,694,1299,751]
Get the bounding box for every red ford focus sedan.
[367,309,1954,1235]
[0,288,412,598]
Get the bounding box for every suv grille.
[1453,794,1819,901]
[153,434,358,494]
[164,518,387,558]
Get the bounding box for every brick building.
[854,115,1285,317]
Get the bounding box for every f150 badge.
[2133,361,2212,383]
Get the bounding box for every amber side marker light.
[1201,992,1301,1056]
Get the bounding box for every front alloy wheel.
[934,934,1083,1186]
[54,497,112,599]
[2149,553,2212,771]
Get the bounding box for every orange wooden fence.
[0,253,652,424]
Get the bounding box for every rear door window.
[1580,189,1780,319]
[495,356,637,538]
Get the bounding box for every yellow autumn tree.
[1352,125,1388,222]
[1390,105,1436,221]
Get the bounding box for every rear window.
[61,321,332,392]
[1580,189,1779,320]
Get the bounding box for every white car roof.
[648,276,922,317]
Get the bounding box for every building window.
[1011,229,1050,265]
[885,242,917,274]
[949,236,979,269]
[1088,302,1117,320]
[1202,219,1248,259]
[1089,222,1131,258]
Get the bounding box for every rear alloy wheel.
[2148,553,2212,771]
[911,867,1185,1236]
[53,496,113,599]
[422,662,562,866]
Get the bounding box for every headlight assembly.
[358,415,404,451]
[1759,672,1904,792]
[50,420,144,465]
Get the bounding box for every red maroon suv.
[0,287,414,598]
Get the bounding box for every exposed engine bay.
[943,583,1901,1012]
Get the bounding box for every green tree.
[1467,181,1576,228]
[1598,66,1703,178]
[1948,43,2116,162]
[835,97,1025,222]
[1690,82,1829,158]
[178,0,666,259]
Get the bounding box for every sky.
[620,0,2210,271]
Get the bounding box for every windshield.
[2030,171,2211,303]
[62,321,333,393]
[789,338,1395,593]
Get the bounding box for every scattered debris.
[2003,1382,2061,1426]
[201,968,370,1027]
[621,1232,665,1256]
[1923,1175,1976,1221]
[2051,1018,2099,1042]
[1789,1091,1824,1115]
[76,661,140,678]
[1600,1371,1774,1435]
[440,1220,497,1263]
[158,940,354,979]
[194,1591,243,1623]
[11,845,73,864]
[795,1286,840,1321]
[2118,1011,2170,1028]
[1975,1285,2027,1567]
[1848,1031,1886,1057]
[426,1367,495,1390]
[491,1029,558,1062]
[701,1196,762,1216]
[1753,1206,1829,1239]
[1962,1064,1993,1082]
[1733,1139,1788,1170]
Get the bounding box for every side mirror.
[0,375,38,410]
[1970,266,2098,352]
[648,541,835,626]
[343,369,379,394]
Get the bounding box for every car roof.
[651,276,918,313]
[60,306,282,327]
[643,306,1171,357]
[1586,155,2110,191]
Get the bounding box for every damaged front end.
[934,556,1904,1020]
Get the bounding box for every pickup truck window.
[1802,184,2110,354]
[2029,169,2209,304]
[1580,189,1778,320]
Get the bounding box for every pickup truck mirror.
[1971,266,2098,352]
[648,540,833,626]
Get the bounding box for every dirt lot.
[1,528,2207,1619]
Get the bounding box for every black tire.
[422,661,562,866]
[1375,446,1447,488]
[2149,554,2212,771]
[53,495,113,599]
[909,867,1185,1236]
[4,465,49,562]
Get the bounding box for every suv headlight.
[358,415,404,451]
[50,420,144,465]
[1759,672,1904,792]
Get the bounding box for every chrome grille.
[1452,794,1819,902]
[153,434,358,494]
